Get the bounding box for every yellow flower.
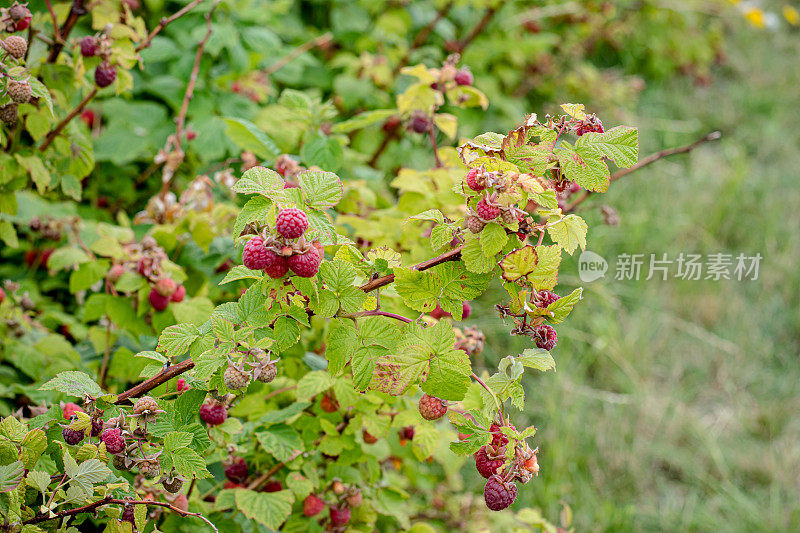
[744,7,766,28]
[783,5,800,26]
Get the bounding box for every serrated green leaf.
[157,324,200,359]
[518,348,556,372]
[234,489,294,529]
[480,222,508,257]
[547,214,587,255]
[546,287,582,324]
[255,424,304,462]
[40,371,103,398]
[298,170,343,210]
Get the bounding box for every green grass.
[472,22,800,532]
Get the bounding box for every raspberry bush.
[0,0,734,530]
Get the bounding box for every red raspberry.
[63,402,84,419]
[462,301,471,319]
[176,377,189,392]
[320,395,339,413]
[489,423,510,447]
[107,264,124,282]
[382,115,401,133]
[303,494,325,517]
[171,285,186,302]
[465,168,485,191]
[346,491,363,507]
[149,288,169,312]
[329,506,351,527]
[80,36,99,57]
[263,481,282,492]
[223,481,243,489]
[263,250,289,278]
[400,426,415,441]
[242,235,270,270]
[362,429,378,444]
[535,290,560,308]
[101,428,126,454]
[475,199,500,221]
[418,394,447,421]
[430,305,450,320]
[484,475,517,511]
[224,457,249,484]
[455,68,474,86]
[155,278,176,297]
[91,417,103,437]
[534,324,557,351]
[475,446,505,478]
[62,427,85,445]
[288,250,321,278]
[409,112,430,134]
[275,208,308,239]
[199,402,227,426]
[95,61,117,88]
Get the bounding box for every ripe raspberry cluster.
[241,204,323,278]
[199,401,227,426]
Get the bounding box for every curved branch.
[136,0,206,52]
[115,358,195,405]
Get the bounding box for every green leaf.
[0,461,24,492]
[518,348,556,372]
[223,118,280,160]
[547,214,587,255]
[300,135,343,172]
[47,247,90,272]
[255,424,304,462]
[157,324,200,359]
[393,262,491,318]
[295,371,333,402]
[20,429,47,469]
[330,109,396,134]
[480,222,508,257]
[232,166,285,198]
[69,260,109,293]
[546,287,582,324]
[577,126,639,168]
[233,195,272,237]
[527,245,562,290]
[298,170,343,210]
[461,235,495,273]
[40,371,104,398]
[167,447,212,479]
[557,142,611,193]
[499,246,537,283]
[326,319,358,375]
[234,489,294,529]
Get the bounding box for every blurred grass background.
[471,18,800,533]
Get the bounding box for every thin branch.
[358,246,463,293]
[39,88,97,152]
[564,131,722,213]
[429,126,443,168]
[263,32,332,76]
[135,0,206,52]
[46,0,88,63]
[353,310,413,323]
[452,2,504,54]
[43,0,61,43]
[367,127,397,168]
[115,359,195,405]
[393,3,453,75]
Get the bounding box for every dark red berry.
[489,423,509,447]
[410,113,430,134]
[484,475,517,511]
[320,395,339,413]
[171,285,186,302]
[199,402,227,426]
[534,324,557,351]
[63,402,84,419]
[120,504,135,524]
[62,427,85,445]
[263,480,282,492]
[362,429,378,444]
[465,168,485,191]
[91,417,103,437]
[242,235,270,270]
[455,69,474,86]
[148,288,169,312]
[94,61,117,88]
[80,36,99,57]
[101,428,126,454]
[400,426,415,441]
[288,250,321,278]
[263,250,289,278]
[330,506,351,527]
[535,290,560,308]
[475,446,505,478]
[430,305,450,320]
[224,457,249,484]
[418,394,447,421]
[275,208,308,239]
[303,494,325,517]
[462,301,471,319]
[382,115,401,133]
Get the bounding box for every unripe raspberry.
[475,199,500,221]
[346,490,363,507]
[332,481,345,494]
[242,235,269,270]
[409,113,431,134]
[172,493,189,512]
[475,446,505,478]
[162,476,183,493]
[132,396,158,416]
[7,80,32,104]
[500,209,518,226]
[382,115,401,133]
[0,103,18,125]
[199,402,227,426]
[329,506,351,527]
[466,215,486,234]
[63,402,84,419]
[462,301,471,319]
[362,429,378,444]
[224,365,251,390]
[262,250,289,278]
[62,427,84,445]
[320,395,339,413]
[303,494,325,517]
[465,168,485,191]
[483,475,517,511]
[418,394,447,421]
[275,208,308,239]
[171,284,186,302]
[2,35,27,59]
[534,324,557,351]
[312,241,324,259]
[288,250,321,278]
[107,264,125,282]
[256,362,277,383]
[101,428,125,454]
[454,68,474,86]
[112,454,131,471]
[94,61,117,88]
[155,278,176,297]
[120,504,135,524]
[224,457,249,484]
[400,426,415,441]
[80,36,99,57]
[138,458,160,478]
[149,288,169,311]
